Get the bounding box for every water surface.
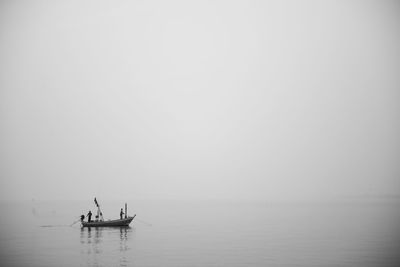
[0,199,399,266]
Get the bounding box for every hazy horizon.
[1,0,400,202]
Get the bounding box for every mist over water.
[0,199,399,267]
[1,0,400,266]
[1,0,400,202]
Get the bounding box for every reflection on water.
[119,227,129,267]
[80,227,133,267]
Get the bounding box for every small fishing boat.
[81,198,136,227]
[82,215,136,227]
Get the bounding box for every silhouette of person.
[87,210,92,223]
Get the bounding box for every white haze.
[0,0,399,202]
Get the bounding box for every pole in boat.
[125,203,127,219]
[94,197,102,221]
[70,216,82,226]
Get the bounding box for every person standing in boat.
[87,210,92,223]
[120,208,124,219]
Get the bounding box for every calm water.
[0,199,399,267]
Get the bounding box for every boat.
[82,215,136,227]
[81,198,136,227]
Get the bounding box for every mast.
[125,203,127,218]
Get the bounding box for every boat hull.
[82,215,135,227]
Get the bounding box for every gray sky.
[1,0,399,202]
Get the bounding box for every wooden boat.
[82,215,136,227]
[81,198,136,227]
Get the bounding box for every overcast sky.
[0,0,399,202]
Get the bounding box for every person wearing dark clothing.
[87,210,92,223]
[120,208,124,219]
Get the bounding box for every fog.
[1,0,399,202]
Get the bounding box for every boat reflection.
[80,226,133,267]
[119,227,129,266]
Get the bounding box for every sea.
[0,198,399,267]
